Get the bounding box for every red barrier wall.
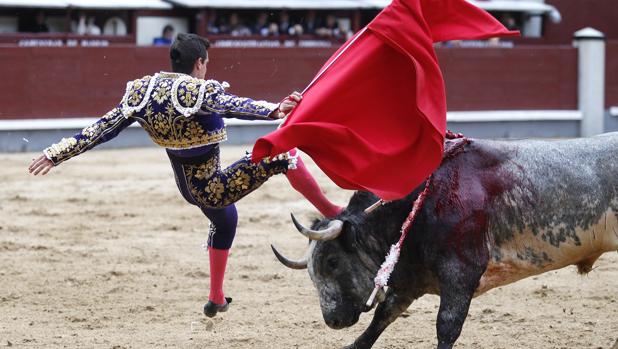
[207,47,337,104]
[0,46,336,119]
[0,45,579,120]
[0,47,169,119]
[436,46,577,111]
[606,41,618,107]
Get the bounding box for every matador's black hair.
[170,33,211,74]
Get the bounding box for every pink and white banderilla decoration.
[365,176,433,307]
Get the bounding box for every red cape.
[253,0,518,200]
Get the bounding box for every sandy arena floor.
[1,146,616,349]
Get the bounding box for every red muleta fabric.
[252,0,518,200]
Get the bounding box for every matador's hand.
[28,154,54,176]
[272,91,302,119]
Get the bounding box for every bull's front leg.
[435,258,484,349]
[435,285,474,349]
[343,288,415,349]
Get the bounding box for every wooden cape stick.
[301,27,368,95]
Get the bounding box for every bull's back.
[445,134,618,294]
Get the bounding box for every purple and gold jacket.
[44,72,278,165]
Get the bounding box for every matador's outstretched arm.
[28,105,135,175]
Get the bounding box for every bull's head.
[272,193,392,329]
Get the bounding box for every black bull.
[272,134,618,349]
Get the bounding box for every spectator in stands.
[72,13,86,34]
[153,25,175,46]
[302,10,319,35]
[499,13,520,31]
[228,13,252,36]
[103,17,128,36]
[86,17,101,36]
[217,15,229,34]
[253,12,269,36]
[207,12,220,34]
[73,14,101,36]
[266,22,280,36]
[316,14,342,38]
[279,11,291,35]
[250,12,278,37]
[27,11,49,33]
[278,11,305,36]
[289,24,304,36]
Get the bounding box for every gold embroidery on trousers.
[182,150,289,208]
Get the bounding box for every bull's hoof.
[342,341,369,349]
[203,297,232,317]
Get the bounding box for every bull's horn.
[290,213,344,241]
[271,244,307,269]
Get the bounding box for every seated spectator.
[103,17,128,36]
[27,11,49,33]
[316,14,342,38]
[499,13,520,31]
[289,24,304,36]
[228,13,252,36]
[73,14,102,35]
[279,11,291,35]
[207,12,220,34]
[302,10,320,35]
[86,17,101,36]
[265,22,279,37]
[217,16,230,34]
[253,12,269,36]
[153,25,174,46]
[71,13,85,34]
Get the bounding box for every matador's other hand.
[273,91,302,119]
[28,154,54,176]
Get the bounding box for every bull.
[272,134,618,348]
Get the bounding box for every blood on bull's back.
[462,135,618,293]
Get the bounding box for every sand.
[1,146,616,349]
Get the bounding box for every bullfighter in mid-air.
[28,33,342,317]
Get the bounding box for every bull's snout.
[324,312,360,329]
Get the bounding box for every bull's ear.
[346,191,379,213]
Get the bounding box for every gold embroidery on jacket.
[153,113,172,136]
[126,76,152,107]
[44,107,130,164]
[128,73,276,149]
[152,79,171,105]
[134,113,228,149]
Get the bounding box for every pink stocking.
[286,149,343,218]
[208,247,229,305]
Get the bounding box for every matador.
[29,33,342,317]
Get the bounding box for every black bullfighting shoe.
[204,297,232,317]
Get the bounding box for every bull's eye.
[326,257,339,270]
